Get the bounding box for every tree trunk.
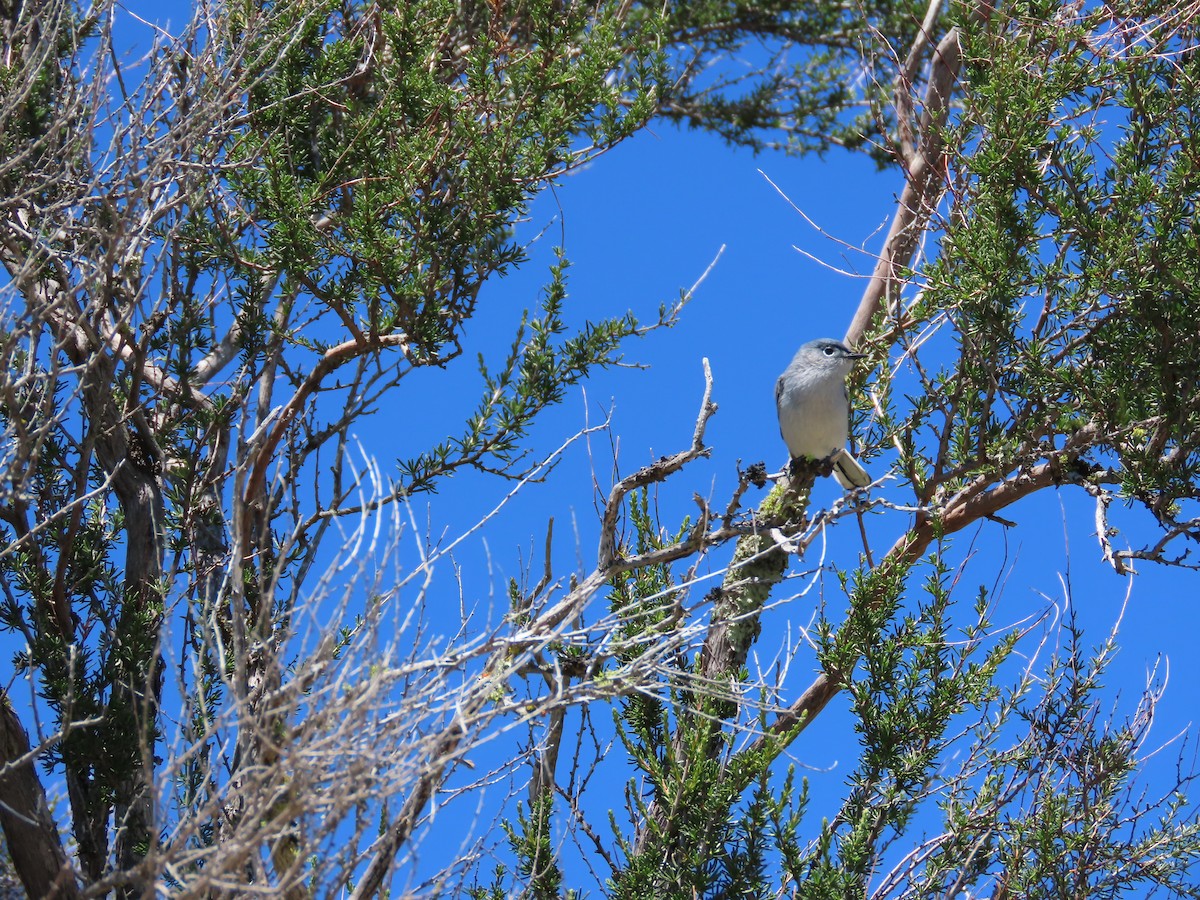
[0,694,80,899]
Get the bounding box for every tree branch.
[0,694,79,899]
[846,1,993,347]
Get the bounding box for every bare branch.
[846,0,995,347]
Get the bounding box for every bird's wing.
[774,374,788,440]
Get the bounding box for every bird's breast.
[777,379,849,460]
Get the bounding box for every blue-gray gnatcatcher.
[775,338,871,489]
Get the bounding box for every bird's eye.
[822,346,836,356]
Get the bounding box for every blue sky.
[422,120,1200,888]
[85,2,1200,892]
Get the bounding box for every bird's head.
[794,338,866,374]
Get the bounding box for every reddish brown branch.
[241,333,412,516]
[846,1,994,347]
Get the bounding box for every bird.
[775,338,871,489]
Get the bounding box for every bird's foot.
[787,455,834,481]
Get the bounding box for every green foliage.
[224,0,667,360]
[798,554,1018,894]
[609,489,688,657]
[399,254,642,492]
[647,0,939,161]
[904,3,1200,514]
[0,0,93,194]
[0,362,165,881]
[910,609,1200,898]
[605,491,810,899]
[467,864,511,900]
[0,377,130,771]
[606,488,683,765]
[4,0,1200,895]
[500,790,577,900]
